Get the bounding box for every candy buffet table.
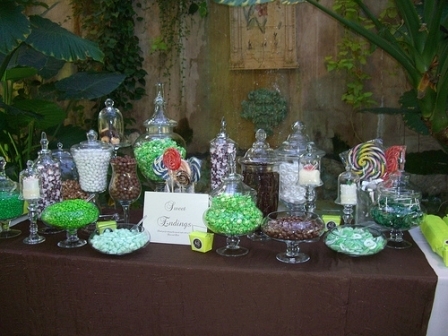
[0,210,436,336]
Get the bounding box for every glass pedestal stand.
[342,204,355,225]
[247,230,270,242]
[216,235,248,257]
[58,228,87,248]
[305,185,319,212]
[23,199,45,245]
[277,240,310,264]
[386,229,412,249]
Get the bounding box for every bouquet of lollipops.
[152,148,201,192]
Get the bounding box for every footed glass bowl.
[324,225,387,257]
[261,211,325,263]
[89,223,150,256]
[41,199,99,248]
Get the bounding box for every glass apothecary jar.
[209,117,237,190]
[204,153,262,257]
[34,132,62,234]
[239,129,279,241]
[52,142,87,200]
[71,130,114,198]
[98,98,129,156]
[275,121,311,212]
[133,83,186,191]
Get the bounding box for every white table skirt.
[410,227,448,336]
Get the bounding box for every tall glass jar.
[52,142,87,200]
[275,121,311,212]
[34,132,62,229]
[133,83,186,191]
[71,130,114,201]
[209,117,237,191]
[299,142,325,212]
[239,129,279,241]
[204,153,262,257]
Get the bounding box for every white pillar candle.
[22,176,40,200]
[340,184,357,205]
[299,169,320,186]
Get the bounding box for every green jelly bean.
[41,199,99,230]
[134,139,186,181]
[0,191,24,220]
[205,194,263,236]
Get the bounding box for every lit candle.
[22,176,40,200]
[340,184,357,205]
[299,168,321,186]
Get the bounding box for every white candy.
[72,149,111,193]
[90,228,149,255]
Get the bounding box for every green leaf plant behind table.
[214,0,448,158]
[0,0,126,179]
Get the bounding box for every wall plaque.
[230,2,298,70]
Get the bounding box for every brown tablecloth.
[0,209,436,336]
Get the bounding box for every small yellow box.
[96,220,117,234]
[189,231,214,253]
[322,214,342,231]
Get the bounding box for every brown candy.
[263,215,323,241]
[109,156,141,201]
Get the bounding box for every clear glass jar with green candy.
[204,152,262,257]
[133,82,186,191]
[0,156,23,239]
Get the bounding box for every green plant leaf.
[0,1,30,54]
[55,72,126,100]
[12,98,66,130]
[26,15,104,63]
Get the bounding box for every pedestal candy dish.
[262,211,325,264]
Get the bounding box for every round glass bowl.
[89,223,150,256]
[261,211,325,263]
[324,225,387,257]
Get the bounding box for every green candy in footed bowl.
[324,225,387,257]
[41,199,99,248]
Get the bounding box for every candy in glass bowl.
[324,225,387,257]
[261,211,325,264]
[41,199,99,248]
[89,223,150,256]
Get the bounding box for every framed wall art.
[229,2,299,70]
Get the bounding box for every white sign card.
[143,191,209,245]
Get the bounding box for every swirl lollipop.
[188,157,201,183]
[163,148,182,191]
[153,155,169,180]
[347,140,386,181]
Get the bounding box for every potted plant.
[0,0,126,178]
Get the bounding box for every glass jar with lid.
[98,98,130,156]
[52,142,87,200]
[275,121,311,212]
[133,82,186,191]
[239,129,279,241]
[370,152,424,249]
[34,132,62,227]
[71,129,114,201]
[335,151,360,224]
[0,156,23,238]
[209,117,237,190]
[204,153,263,257]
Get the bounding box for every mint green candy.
[325,226,386,256]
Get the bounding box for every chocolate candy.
[263,215,323,241]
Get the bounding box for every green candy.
[0,191,24,220]
[205,194,262,236]
[134,138,186,182]
[41,199,99,230]
[325,226,386,256]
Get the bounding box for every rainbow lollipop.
[347,140,387,181]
